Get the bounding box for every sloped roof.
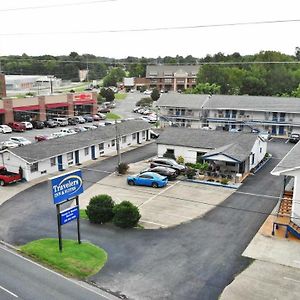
[157,93,210,109]
[146,65,200,77]
[9,120,151,163]
[271,142,300,175]
[156,127,259,162]
[157,94,300,113]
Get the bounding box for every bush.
[113,201,141,228]
[136,97,153,107]
[85,194,115,224]
[176,156,184,164]
[117,162,129,174]
[151,88,160,101]
[186,168,196,179]
[221,178,229,185]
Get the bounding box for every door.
[279,126,284,135]
[272,126,277,135]
[57,155,63,171]
[75,150,80,165]
[91,145,96,160]
[137,132,141,144]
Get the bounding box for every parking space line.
[283,277,300,283]
[138,181,180,208]
[139,220,166,227]
[0,284,18,298]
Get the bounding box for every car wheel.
[128,180,135,186]
[0,180,5,186]
[152,182,158,188]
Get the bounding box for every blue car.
[127,172,168,188]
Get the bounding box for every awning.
[46,103,68,109]
[13,105,40,111]
[0,109,5,114]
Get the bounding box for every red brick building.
[0,73,6,98]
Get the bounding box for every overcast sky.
[0,0,299,58]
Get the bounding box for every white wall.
[292,175,300,226]
[249,137,267,170]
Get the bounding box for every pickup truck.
[0,166,22,186]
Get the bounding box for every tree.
[185,83,221,95]
[85,194,115,224]
[100,88,115,102]
[112,201,141,228]
[103,67,126,87]
[151,88,160,101]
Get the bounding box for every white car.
[21,121,33,130]
[51,132,68,138]
[143,90,152,95]
[9,137,32,146]
[0,140,19,150]
[0,125,13,134]
[60,128,77,135]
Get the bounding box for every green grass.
[80,209,88,219]
[106,112,121,120]
[114,93,127,100]
[20,239,107,279]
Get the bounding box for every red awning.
[13,105,40,111]
[74,100,96,105]
[46,103,68,109]
[0,109,5,114]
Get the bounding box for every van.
[52,117,68,127]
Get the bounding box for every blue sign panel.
[50,170,84,204]
[60,206,79,225]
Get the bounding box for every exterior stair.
[288,221,300,239]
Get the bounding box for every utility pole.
[115,122,121,170]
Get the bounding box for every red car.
[35,135,50,142]
[7,122,26,132]
[0,166,22,186]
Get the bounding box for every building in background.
[146,65,200,92]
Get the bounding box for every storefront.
[13,105,40,122]
[73,93,95,116]
[46,103,69,119]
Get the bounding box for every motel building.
[0,120,151,182]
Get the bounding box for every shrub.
[176,156,185,164]
[186,168,196,179]
[151,88,160,101]
[85,194,115,224]
[221,178,229,185]
[136,97,153,107]
[117,162,129,174]
[112,201,141,228]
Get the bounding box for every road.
[0,139,293,300]
[0,245,114,300]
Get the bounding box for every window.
[251,153,255,164]
[99,143,104,151]
[111,139,115,147]
[67,152,74,165]
[132,133,136,140]
[225,162,236,167]
[50,157,56,167]
[260,147,263,153]
[84,147,89,156]
[30,162,38,173]
[122,136,127,143]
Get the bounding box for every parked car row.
[127,158,187,189]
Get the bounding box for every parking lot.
[80,160,235,228]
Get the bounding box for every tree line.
[1,49,300,96]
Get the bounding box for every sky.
[0,0,300,58]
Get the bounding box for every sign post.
[50,170,84,252]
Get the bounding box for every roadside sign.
[60,206,79,225]
[50,170,84,204]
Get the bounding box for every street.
[0,136,293,299]
[0,244,115,300]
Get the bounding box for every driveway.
[0,139,293,300]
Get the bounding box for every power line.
[1,19,300,36]
[0,0,117,12]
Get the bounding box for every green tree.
[112,201,141,228]
[151,88,160,101]
[185,82,221,94]
[86,194,115,224]
[103,67,126,87]
[100,88,115,102]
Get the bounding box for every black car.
[289,133,300,143]
[83,114,93,122]
[68,117,78,125]
[44,119,57,128]
[141,166,177,180]
[150,158,186,174]
[150,130,159,139]
[31,120,45,129]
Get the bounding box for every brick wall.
[0,74,6,98]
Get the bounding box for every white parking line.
[138,181,180,208]
[283,276,300,283]
[0,285,18,298]
[139,220,166,227]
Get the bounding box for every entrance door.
[272,126,277,135]
[91,145,96,160]
[57,155,63,171]
[137,132,141,144]
[75,150,80,165]
[279,126,284,135]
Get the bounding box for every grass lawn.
[115,93,127,100]
[20,239,107,279]
[80,209,88,219]
[106,112,121,120]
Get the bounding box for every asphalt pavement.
[0,244,115,300]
